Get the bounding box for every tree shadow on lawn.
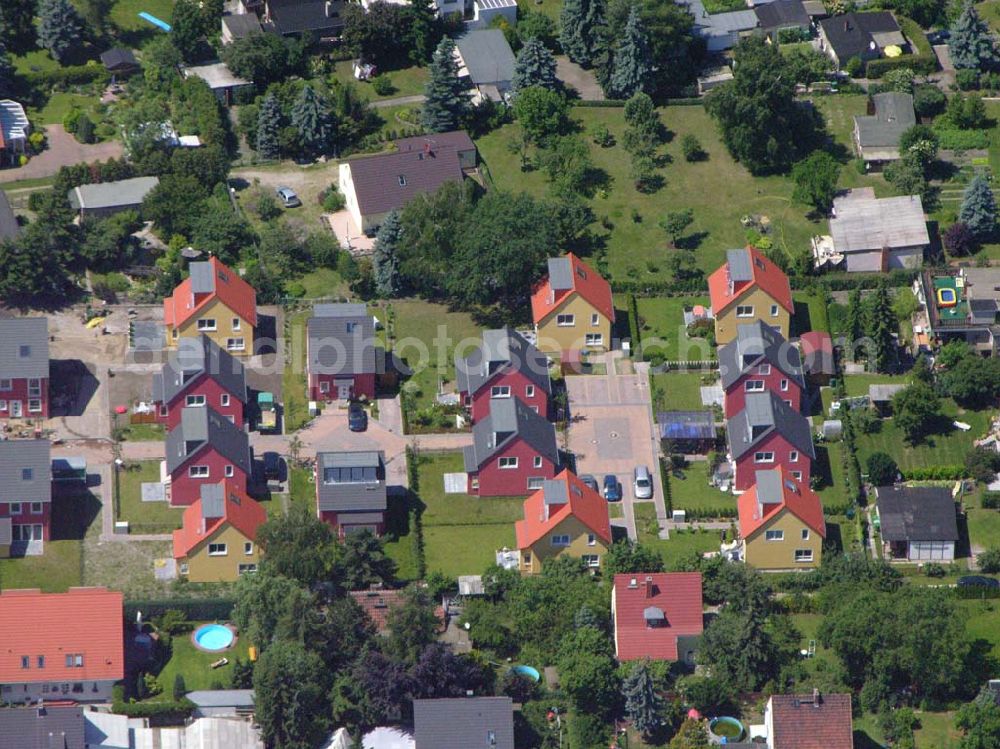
[812,445,835,491]
[384,489,426,540]
[790,300,813,337]
[823,521,844,554]
[675,231,708,250]
[910,413,961,446]
[853,730,883,749]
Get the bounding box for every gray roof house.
[0,185,20,241]
[307,303,377,377]
[100,47,139,74]
[818,11,906,67]
[718,321,804,390]
[0,704,85,749]
[0,317,49,381]
[413,696,514,749]
[315,450,387,534]
[0,439,52,553]
[754,0,810,36]
[152,334,248,409]
[165,406,252,477]
[727,391,815,465]
[68,176,160,220]
[454,29,517,101]
[853,92,916,164]
[682,0,759,52]
[876,485,958,561]
[463,397,559,471]
[263,0,347,38]
[826,187,929,272]
[221,13,263,43]
[455,327,551,401]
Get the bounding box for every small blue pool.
[193,624,235,652]
[511,665,540,682]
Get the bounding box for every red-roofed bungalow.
[611,573,704,663]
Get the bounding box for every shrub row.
[612,270,919,297]
[658,456,673,517]
[900,466,966,480]
[23,64,109,89]
[124,598,235,623]
[112,697,195,723]
[676,506,738,520]
[627,293,642,361]
[982,492,1000,509]
[406,446,427,579]
[933,128,991,150]
[954,584,1000,599]
[865,54,937,79]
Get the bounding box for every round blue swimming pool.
[511,665,540,682]
[193,624,235,651]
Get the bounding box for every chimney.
[813,688,822,706]
[424,140,433,158]
[844,19,850,31]
[644,575,655,598]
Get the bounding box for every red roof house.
[531,254,615,355]
[611,573,704,662]
[765,692,854,749]
[738,468,826,570]
[347,587,446,635]
[0,587,124,703]
[799,331,835,385]
[708,247,793,345]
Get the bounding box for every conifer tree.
[959,174,997,238]
[949,3,999,71]
[846,288,865,356]
[623,662,664,738]
[372,210,402,298]
[868,280,897,373]
[609,6,652,99]
[291,85,333,158]
[256,92,283,160]
[421,37,468,133]
[37,0,85,62]
[511,37,558,93]
[0,41,14,100]
[559,0,590,65]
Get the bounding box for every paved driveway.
[0,125,123,183]
[565,359,666,541]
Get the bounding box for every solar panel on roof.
[548,257,574,291]
[726,249,753,282]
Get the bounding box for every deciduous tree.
[792,151,840,213]
[892,382,941,443]
[660,210,694,248]
[257,504,337,586]
[254,641,330,749]
[866,452,899,486]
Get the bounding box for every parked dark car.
[603,474,621,501]
[958,575,1000,589]
[261,451,285,481]
[580,474,599,493]
[348,402,368,432]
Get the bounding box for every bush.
[257,192,282,221]
[285,281,306,298]
[979,548,1000,574]
[322,186,346,212]
[591,123,614,147]
[913,84,946,118]
[900,465,966,480]
[777,27,811,43]
[845,56,864,78]
[924,562,946,578]
[22,64,108,89]
[28,132,46,153]
[75,114,95,144]
[681,133,707,162]
[371,74,394,96]
[125,598,235,622]
[153,608,192,635]
[982,492,1000,509]
[865,54,936,79]
[956,69,980,91]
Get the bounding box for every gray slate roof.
[0,704,85,749]
[0,439,51,505]
[344,146,464,218]
[876,485,958,542]
[221,14,263,38]
[307,304,377,376]
[186,689,256,708]
[820,11,902,61]
[68,176,160,211]
[754,0,809,29]
[267,0,346,34]
[413,697,514,749]
[165,407,251,475]
[869,383,907,402]
[100,47,138,70]
[0,317,48,380]
[727,392,815,460]
[463,397,559,471]
[455,327,551,398]
[456,30,516,86]
[718,321,804,389]
[394,131,475,155]
[316,450,387,513]
[151,334,248,406]
[0,189,19,241]
[855,92,916,149]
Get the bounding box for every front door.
[10,401,22,418]
[335,381,352,400]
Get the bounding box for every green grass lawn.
[668,469,734,515]
[814,441,851,508]
[118,460,184,533]
[29,92,97,125]
[0,539,82,591]
[967,504,1000,556]
[792,291,831,336]
[333,61,429,100]
[390,299,481,411]
[288,466,314,509]
[842,373,910,398]
[149,625,251,698]
[855,400,992,472]
[518,0,562,21]
[12,49,61,76]
[635,296,715,362]
[634,502,722,567]
[291,267,349,299]
[650,372,708,412]
[120,422,165,442]
[283,309,311,432]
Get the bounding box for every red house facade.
[307,303,378,401]
[464,398,560,497]
[720,322,804,419]
[728,392,815,492]
[0,440,51,555]
[0,318,49,420]
[152,335,248,429]
[456,328,552,423]
[165,407,251,506]
[315,450,387,537]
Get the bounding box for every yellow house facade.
[519,514,609,573]
[531,254,615,357]
[178,523,261,583]
[713,287,791,345]
[743,508,823,570]
[535,294,613,355]
[167,298,254,355]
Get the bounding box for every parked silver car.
[633,465,653,499]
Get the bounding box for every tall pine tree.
[37,0,84,62]
[421,37,468,133]
[372,210,402,298]
[609,6,652,99]
[868,280,897,373]
[256,92,283,160]
[623,662,663,738]
[846,287,865,358]
[0,41,15,100]
[583,0,610,70]
[511,37,558,93]
[959,174,997,238]
[291,85,333,158]
[559,0,591,66]
[406,0,440,65]
[949,2,999,71]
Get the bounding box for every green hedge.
[112,698,195,723]
[933,127,991,150]
[627,293,642,360]
[865,54,937,79]
[124,598,235,623]
[23,64,109,89]
[954,584,1000,599]
[900,466,966,480]
[982,492,1000,509]
[658,456,673,517]
[612,270,919,297]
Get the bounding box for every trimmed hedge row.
[124,598,235,623]
[23,64,109,89]
[900,466,966,480]
[627,293,642,360]
[865,54,937,79]
[112,698,195,723]
[611,269,920,297]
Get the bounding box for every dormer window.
[346,321,358,333]
[21,468,32,481]
[398,175,406,186]
[18,345,30,358]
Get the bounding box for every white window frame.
[232,318,241,331]
[319,381,330,393]
[551,534,570,547]
[736,305,754,318]
[9,502,21,515]
[30,502,42,514]
[189,465,209,478]
[780,379,789,391]
[227,338,245,352]
[208,543,228,556]
[556,314,575,327]
[801,528,810,540]
[792,470,803,480]
[221,394,230,407]
[582,554,600,568]
[498,457,518,469]
[0,400,7,411]
[795,549,814,563]
[0,379,10,391]
[225,465,235,478]
[770,304,779,317]
[591,313,600,326]
[525,385,535,398]
[533,456,543,468]
[765,530,784,541]
[585,333,604,346]
[757,364,771,375]
[28,379,41,397]
[789,451,799,463]
[527,476,544,490]
[186,394,206,407]
[28,399,41,413]
[197,319,217,331]
[587,533,596,546]
[238,563,258,575]
[179,563,189,575]
[754,451,775,463]
[244,541,254,555]
[745,380,765,392]
[491,385,511,398]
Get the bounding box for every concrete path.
[0,126,123,183]
[376,396,405,434]
[372,94,426,109]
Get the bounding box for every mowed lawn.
[635,296,715,362]
[478,105,833,286]
[118,460,184,533]
[650,372,708,412]
[634,503,721,567]
[149,626,251,697]
[854,400,992,471]
[390,299,482,411]
[333,61,429,100]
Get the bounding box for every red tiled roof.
[769,693,854,749]
[707,246,793,316]
[515,469,612,549]
[612,573,703,661]
[164,256,258,330]
[0,588,124,683]
[738,468,826,540]
[799,331,832,354]
[173,479,266,558]
[347,588,445,635]
[531,253,615,326]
